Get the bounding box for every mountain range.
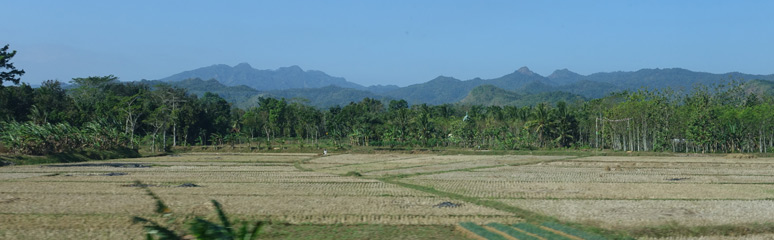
[160,63,371,91]
[155,63,774,108]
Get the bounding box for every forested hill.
[743,79,774,96]
[134,77,774,109]
[137,78,386,108]
[389,67,774,101]
[7,75,774,156]
[153,64,774,107]
[159,63,366,91]
[460,85,586,106]
[242,86,390,109]
[138,78,262,107]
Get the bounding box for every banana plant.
[188,200,264,240]
[132,181,264,240]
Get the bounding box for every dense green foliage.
[3,45,774,155]
[460,85,586,106]
[145,62,774,107]
[2,75,774,154]
[263,85,389,109]
[0,121,128,155]
[0,44,26,87]
[154,62,774,105]
[0,76,237,153]
[139,78,262,109]
[141,78,394,109]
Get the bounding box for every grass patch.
[379,165,635,239]
[381,156,573,179]
[511,223,574,240]
[625,222,774,238]
[293,155,319,172]
[0,148,141,166]
[261,224,469,240]
[458,222,508,240]
[541,222,608,240]
[380,177,556,223]
[486,222,540,240]
[343,171,363,177]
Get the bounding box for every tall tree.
[255,97,287,141]
[553,101,578,148]
[0,83,34,121]
[32,80,75,124]
[388,99,410,143]
[69,75,120,125]
[198,92,232,144]
[0,44,25,87]
[525,103,552,148]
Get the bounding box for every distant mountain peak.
[548,68,582,79]
[429,76,460,82]
[159,63,364,91]
[279,65,304,72]
[234,62,253,69]
[517,66,535,76]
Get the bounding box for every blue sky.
[4,1,773,87]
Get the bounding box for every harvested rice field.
[499,199,774,228]
[303,154,564,176]
[394,155,774,239]
[0,153,519,239]
[3,153,774,239]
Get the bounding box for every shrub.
[131,181,264,240]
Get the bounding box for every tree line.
[2,76,772,154]
[2,45,773,155]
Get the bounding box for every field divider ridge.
[379,155,577,180]
[307,154,632,239]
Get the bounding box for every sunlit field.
[2,153,774,239]
[0,153,516,239]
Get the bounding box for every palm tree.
[552,101,577,148]
[525,103,552,148]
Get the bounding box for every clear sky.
[4,0,773,87]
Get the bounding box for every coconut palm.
[525,103,553,148]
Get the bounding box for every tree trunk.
[162,126,167,151]
[642,121,648,151]
[151,133,157,152]
[264,126,271,142]
[760,128,764,153]
[173,123,177,147]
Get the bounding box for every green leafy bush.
[131,181,264,240]
[0,119,130,155]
